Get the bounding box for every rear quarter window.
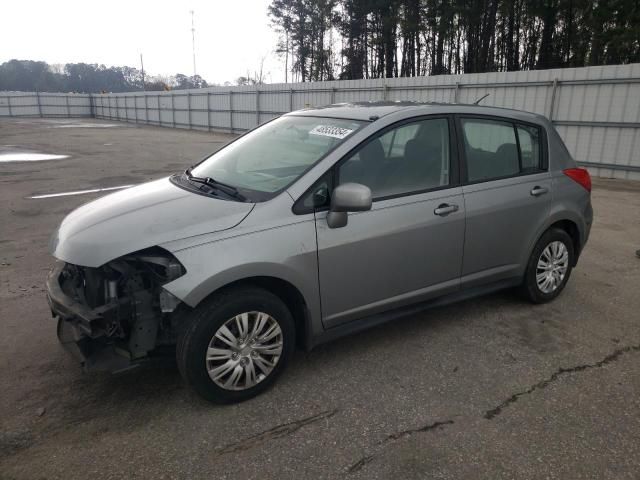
[461,117,545,183]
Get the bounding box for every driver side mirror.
[326,183,372,229]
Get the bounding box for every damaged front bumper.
[47,262,141,373]
[46,252,185,373]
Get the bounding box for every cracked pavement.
[1,118,639,479]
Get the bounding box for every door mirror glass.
[327,183,372,228]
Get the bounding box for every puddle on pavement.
[0,153,69,162]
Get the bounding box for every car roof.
[287,101,547,125]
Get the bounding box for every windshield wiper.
[184,168,247,202]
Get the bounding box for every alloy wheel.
[205,311,283,391]
[536,241,569,294]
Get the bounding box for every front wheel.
[520,228,574,304]
[176,286,295,403]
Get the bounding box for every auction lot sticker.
[309,125,354,139]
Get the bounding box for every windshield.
[191,116,366,195]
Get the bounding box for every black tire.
[520,228,575,304]
[176,286,295,403]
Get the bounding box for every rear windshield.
[192,116,365,195]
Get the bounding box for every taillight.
[563,168,591,192]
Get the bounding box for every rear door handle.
[530,186,548,197]
[434,203,459,216]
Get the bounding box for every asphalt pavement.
[1,118,639,479]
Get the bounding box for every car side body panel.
[460,172,552,288]
[315,187,465,327]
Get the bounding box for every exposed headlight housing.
[117,246,186,285]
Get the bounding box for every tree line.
[0,59,208,93]
[269,0,640,82]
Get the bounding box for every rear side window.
[461,118,543,182]
[517,125,542,172]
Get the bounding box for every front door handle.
[434,203,459,216]
[530,186,548,197]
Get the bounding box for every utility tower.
[190,10,197,78]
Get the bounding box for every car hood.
[50,177,254,267]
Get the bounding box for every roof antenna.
[474,93,490,105]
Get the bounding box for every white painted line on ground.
[53,123,119,128]
[0,153,69,162]
[28,185,136,199]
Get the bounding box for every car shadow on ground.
[3,288,531,462]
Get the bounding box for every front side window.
[338,118,450,199]
[191,116,365,196]
[461,118,544,182]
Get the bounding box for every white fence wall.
[0,92,92,117]
[2,63,640,180]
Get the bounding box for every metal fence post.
[157,95,162,126]
[88,94,94,118]
[289,88,294,112]
[206,92,211,131]
[187,92,192,129]
[383,84,390,101]
[65,95,70,118]
[229,91,234,133]
[36,92,42,117]
[144,94,149,124]
[6,95,12,116]
[255,89,260,127]
[454,82,461,103]
[171,93,175,128]
[549,78,559,121]
[331,87,337,104]
[133,95,138,124]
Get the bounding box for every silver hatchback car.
[47,102,593,402]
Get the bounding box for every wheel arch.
[173,271,315,351]
[528,216,582,268]
[218,276,311,350]
[547,219,581,265]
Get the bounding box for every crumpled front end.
[46,247,186,372]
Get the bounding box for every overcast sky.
[0,0,284,85]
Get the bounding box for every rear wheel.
[177,286,295,403]
[520,228,574,303]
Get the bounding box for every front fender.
[161,219,322,334]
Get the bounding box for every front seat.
[341,138,386,195]
[401,125,443,189]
